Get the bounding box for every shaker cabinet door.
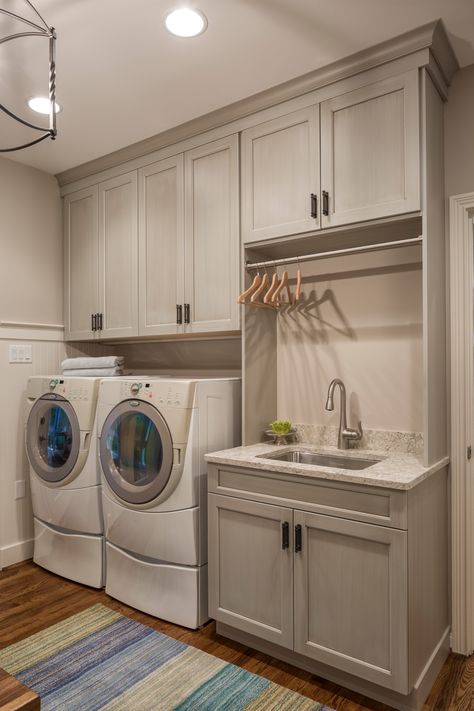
[294,510,409,693]
[64,186,99,341]
[98,171,138,338]
[138,156,185,336]
[241,106,320,243]
[320,71,420,227]
[184,135,240,333]
[208,493,294,648]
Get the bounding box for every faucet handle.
[343,420,363,444]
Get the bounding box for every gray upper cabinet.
[64,185,99,341]
[98,172,138,339]
[138,156,185,337]
[241,106,320,244]
[208,493,294,648]
[320,71,420,227]
[64,174,138,341]
[64,135,239,341]
[184,135,240,333]
[293,510,408,693]
[241,71,420,243]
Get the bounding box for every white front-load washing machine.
[98,376,241,628]
[25,376,104,588]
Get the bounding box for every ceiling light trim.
[164,7,208,38]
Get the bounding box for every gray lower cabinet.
[209,492,407,692]
[294,511,408,692]
[208,463,448,704]
[208,494,293,647]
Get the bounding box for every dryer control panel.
[26,376,101,432]
[49,379,94,402]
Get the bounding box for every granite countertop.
[204,442,450,491]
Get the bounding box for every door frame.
[449,191,474,655]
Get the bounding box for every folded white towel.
[62,368,123,377]
[61,356,124,371]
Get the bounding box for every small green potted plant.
[266,419,295,445]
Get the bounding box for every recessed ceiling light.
[164,8,207,37]
[27,96,62,115]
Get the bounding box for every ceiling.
[1,0,474,176]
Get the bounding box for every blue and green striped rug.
[0,603,334,710]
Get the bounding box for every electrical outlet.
[14,480,26,500]
[9,344,32,363]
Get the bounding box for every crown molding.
[56,19,458,187]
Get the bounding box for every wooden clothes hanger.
[250,272,269,303]
[237,272,262,304]
[263,265,280,304]
[271,270,290,305]
[294,260,302,304]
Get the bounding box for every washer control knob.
[130,382,142,395]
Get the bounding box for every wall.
[118,338,241,376]
[277,246,423,433]
[445,63,474,198]
[0,156,64,568]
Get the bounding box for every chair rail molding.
[449,191,474,655]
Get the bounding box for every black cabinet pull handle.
[184,303,190,324]
[322,190,329,217]
[91,313,95,332]
[98,313,103,331]
[281,521,289,550]
[176,304,183,325]
[92,313,97,332]
[295,524,302,553]
[310,193,317,219]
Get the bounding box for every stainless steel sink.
[257,449,380,470]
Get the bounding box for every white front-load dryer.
[25,376,104,588]
[98,376,241,628]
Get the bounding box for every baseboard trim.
[0,539,34,570]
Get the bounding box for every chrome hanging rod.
[245,237,423,270]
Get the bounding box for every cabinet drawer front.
[294,511,408,693]
[208,494,293,648]
[209,465,407,529]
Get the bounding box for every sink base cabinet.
[208,464,449,711]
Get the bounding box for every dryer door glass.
[26,395,81,483]
[100,399,174,505]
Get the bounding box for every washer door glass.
[100,400,173,505]
[26,395,80,483]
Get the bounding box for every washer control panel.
[119,380,194,409]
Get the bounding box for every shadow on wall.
[279,287,356,344]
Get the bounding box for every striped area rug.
[0,604,334,710]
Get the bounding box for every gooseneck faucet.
[325,378,363,450]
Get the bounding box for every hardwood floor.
[0,560,471,711]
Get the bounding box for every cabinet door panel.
[64,186,99,341]
[294,511,408,692]
[99,172,138,338]
[184,135,239,333]
[138,156,185,336]
[321,71,420,227]
[208,493,293,647]
[242,106,320,243]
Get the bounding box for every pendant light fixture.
[0,0,57,152]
